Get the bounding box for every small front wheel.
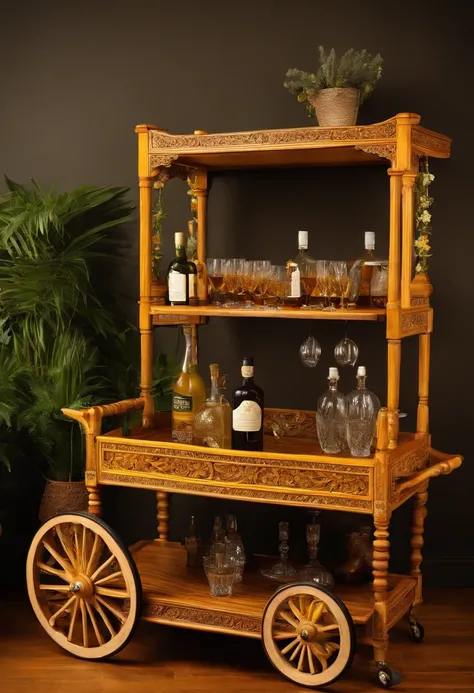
[409,620,425,643]
[377,663,403,689]
[262,582,355,688]
[26,512,142,660]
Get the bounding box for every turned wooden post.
[156,491,170,541]
[417,333,431,434]
[387,339,401,449]
[410,483,428,613]
[401,172,417,309]
[194,169,208,305]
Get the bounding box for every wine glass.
[334,336,359,367]
[332,261,351,310]
[299,323,321,368]
[206,258,224,304]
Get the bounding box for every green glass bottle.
[167,232,198,306]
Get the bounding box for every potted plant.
[0,177,133,521]
[151,186,168,303]
[284,46,383,127]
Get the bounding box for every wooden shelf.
[139,114,452,174]
[150,304,385,322]
[132,541,417,637]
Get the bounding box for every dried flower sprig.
[414,158,434,274]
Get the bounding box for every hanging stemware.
[299,323,321,368]
[334,329,359,368]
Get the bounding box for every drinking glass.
[264,265,283,307]
[332,261,351,310]
[222,259,238,305]
[299,323,321,368]
[206,258,224,304]
[301,259,317,306]
[315,260,332,310]
[203,555,234,597]
[251,261,270,305]
[334,336,359,367]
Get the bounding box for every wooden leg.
[86,484,102,517]
[156,491,169,541]
[387,339,401,449]
[372,516,390,664]
[410,484,428,616]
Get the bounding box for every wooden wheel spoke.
[86,533,102,577]
[67,598,79,642]
[74,526,81,571]
[278,610,299,629]
[307,644,316,674]
[36,561,69,581]
[56,525,77,571]
[287,597,305,622]
[90,553,115,582]
[95,594,127,624]
[289,641,303,662]
[319,622,339,632]
[42,539,74,577]
[80,599,89,647]
[40,584,72,592]
[310,641,328,656]
[85,601,105,646]
[95,586,129,599]
[273,630,297,640]
[49,595,76,626]
[309,642,328,670]
[93,600,117,637]
[310,601,325,623]
[325,641,340,654]
[81,526,88,574]
[280,637,299,655]
[297,643,307,671]
[94,571,123,587]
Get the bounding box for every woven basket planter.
[39,479,88,524]
[309,88,360,127]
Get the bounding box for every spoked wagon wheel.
[26,512,142,660]
[262,583,355,688]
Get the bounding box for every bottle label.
[232,400,262,432]
[173,393,193,412]
[188,273,197,298]
[241,365,254,378]
[168,270,186,302]
[290,267,301,298]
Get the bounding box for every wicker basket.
[309,88,360,127]
[39,479,88,524]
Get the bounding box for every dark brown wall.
[1,0,472,585]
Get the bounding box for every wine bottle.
[172,325,206,444]
[232,357,264,451]
[167,232,198,306]
[294,230,316,305]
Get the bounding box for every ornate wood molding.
[412,128,451,158]
[400,310,429,336]
[390,443,429,492]
[149,154,178,169]
[355,143,396,162]
[143,602,261,635]
[410,297,429,307]
[149,120,397,152]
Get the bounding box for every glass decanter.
[225,514,246,582]
[209,515,226,555]
[298,521,334,589]
[261,521,296,580]
[346,366,381,457]
[193,363,231,448]
[316,367,346,454]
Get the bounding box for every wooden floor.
[1,589,474,692]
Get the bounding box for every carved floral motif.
[390,443,429,491]
[149,120,397,151]
[412,129,451,157]
[149,154,178,169]
[99,472,373,510]
[355,143,396,161]
[411,297,429,307]
[401,311,429,335]
[101,450,369,495]
[144,603,261,634]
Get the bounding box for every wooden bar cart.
[27,114,462,689]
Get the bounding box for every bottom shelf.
[131,541,416,639]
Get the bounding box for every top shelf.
[136,113,452,173]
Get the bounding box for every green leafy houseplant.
[0,177,134,481]
[284,47,383,125]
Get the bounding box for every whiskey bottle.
[167,232,198,306]
[358,231,379,306]
[294,230,316,305]
[172,325,206,444]
[232,357,264,451]
[192,363,232,448]
[316,367,346,454]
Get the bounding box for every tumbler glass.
[203,555,234,596]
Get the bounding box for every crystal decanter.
[261,521,297,581]
[298,520,334,589]
[193,363,231,449]
[316,367,346,454]
[345,366,381,457]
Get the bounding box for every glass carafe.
[316,367,346,454]
[345,366,381,457]
[193,363,231,448]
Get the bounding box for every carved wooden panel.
[400,310,429,336]
[390,443,430,492]
[143,602,261,636]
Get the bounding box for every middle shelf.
[150,304,386,323]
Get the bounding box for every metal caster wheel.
[377,662,403,689]
[409,620,425,642]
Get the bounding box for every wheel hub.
[297,620,317,641]
[69,574,94,599]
